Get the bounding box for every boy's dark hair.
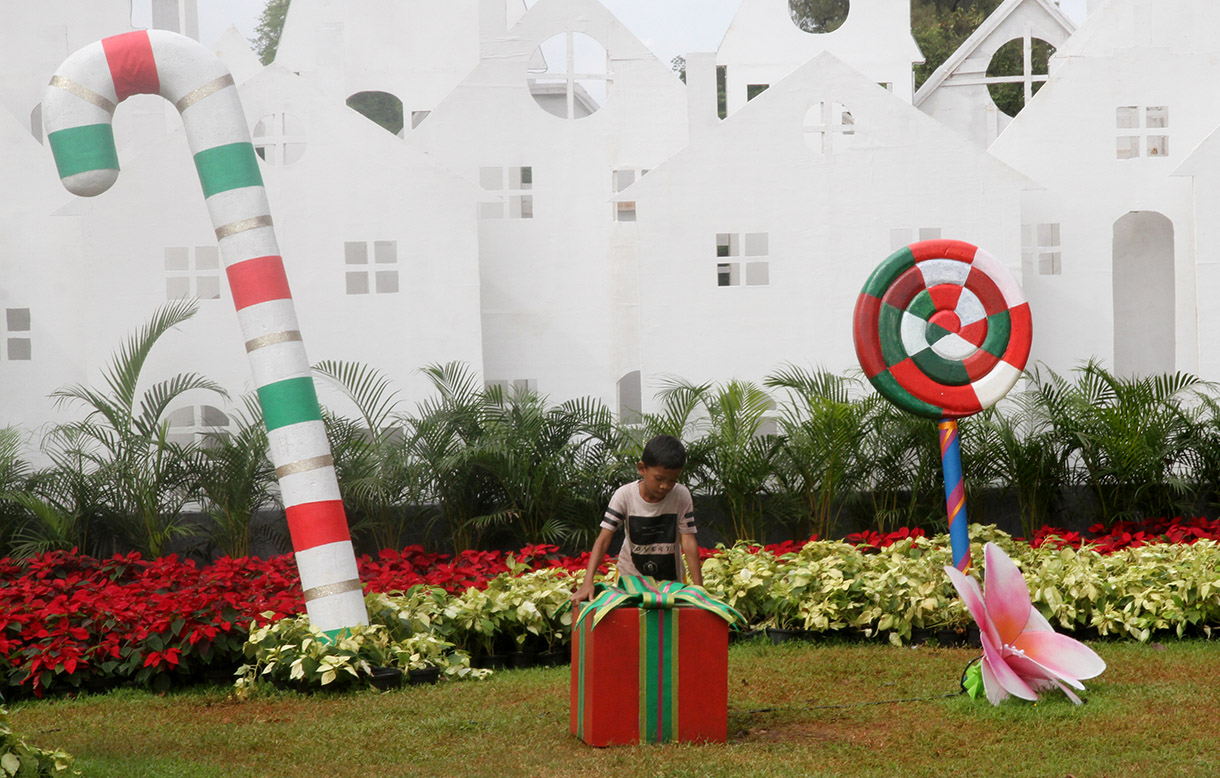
[641,434,686,469]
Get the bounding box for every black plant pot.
[509,650,537,669]
[368,666,404,691]
[472,653,509,670]
[765,627,809,645]
[537,648,569,667]
[407,667,441,686]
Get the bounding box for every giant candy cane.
[44,29,367,636]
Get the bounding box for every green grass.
[10,638,1220,778]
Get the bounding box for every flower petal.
[982,543,1032,645]
[979,653,1008,705]
[980,627,1039,702]
[944,565,1000,648]
[1012,630,1107,682]
[1024,606,1054,633]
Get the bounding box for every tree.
[253,0,291,66]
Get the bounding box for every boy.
[570,434,702,604]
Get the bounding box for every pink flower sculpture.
[945,542,1106,705]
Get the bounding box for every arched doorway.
[1112,211,1174,376]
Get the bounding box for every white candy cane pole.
[43,30,367,637]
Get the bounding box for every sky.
[133,0,1091,69]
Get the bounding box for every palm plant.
[468,386,620,546]
[1035,360,1205,525]
[652,377,778,543]
[764,365,872,541]
[47,300,227,557]
[193,396,279,559]
[314,360,432,552]
[412,362,500,550]
[0,426,31,554]
[967,382,1072,538]
[853,400,942,534]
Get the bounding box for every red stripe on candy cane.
[101,31,160,101]
[226,256,292,310]
[286,500,351,552]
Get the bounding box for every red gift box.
[570,604,728,746]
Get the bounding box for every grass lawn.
[11,638,1219,778]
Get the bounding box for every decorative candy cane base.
[44,29,366,636]
[938,419,971,572]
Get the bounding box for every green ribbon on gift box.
[573,575,745,632]
[574,576,742,743]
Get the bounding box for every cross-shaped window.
[528,32,612,120]
[253,113,306,166]
[802,101,855,154]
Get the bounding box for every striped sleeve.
[601,485,627,532]
[678,488,696,534]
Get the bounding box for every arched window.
[1113,212,1174,376]
[346,91,405,136]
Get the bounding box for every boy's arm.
[571,527,615,604]
[680,532,703,587]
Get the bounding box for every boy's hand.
[570,581,596,605]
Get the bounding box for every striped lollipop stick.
[938,419,971,572]
[43,30,367,637]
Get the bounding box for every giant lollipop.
[853,239,1031,570]
[43,30,367,636]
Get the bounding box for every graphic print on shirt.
[627,513,678,580]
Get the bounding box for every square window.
[1146,106,1169,128]
[616,202,637,222]
[375,270,399,294]
[345,241,368,265]
[614,170,635,192]
[6,309,30,332]
[518,166,533,188]
[195,246,219,270]
[373,240,397,264]
[1116,136,1140,159]
[7,338,30,361]
[479,167,502,190]
[511,195,533,219]
[745,261,770,286]
[746,84,769,100]
[1039,252,1062,275]
[716,233,739,257]
[1037,223,1060,247]
[717,262,740,286]
[918,227,942,241]
[346,272,370,294]
[166,276,191,299]
[744,233,769,256]
[196,275,221,299]
[1147,136,1168,156]
[167,406,195,427]
[1116,106,1140,129]
[164,247,189,271]
[890,228,913,250]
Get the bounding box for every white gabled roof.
[914,0,1076,109]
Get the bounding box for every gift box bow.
[573,575,744,631]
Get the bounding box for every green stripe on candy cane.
[194,142,264,198]
[47,123,119,179]
[257,376,324,431]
